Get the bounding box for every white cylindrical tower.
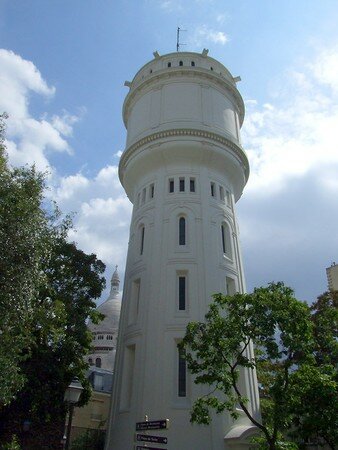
[106,50,260,450]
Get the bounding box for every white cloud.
[309,46,338,94]
[69,195,132,265]
[242,45,338,195]
[238,44,338,300]
[189,25,229,47]
[0,48,129,290]
[50,164,132,274]
[0,49,54,118]
[158,0,183,12]
[51,111,84,137]
[216,13,227,24]
[0,49,80,171]
[54,173,90,201]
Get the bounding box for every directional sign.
[136,434,168,444]
[136,447,166,450]
[136,419,169,431]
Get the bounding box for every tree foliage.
[70,428,105,450]
[0,114,106,448]
[0,112,56,405]
[286,291,338,449]
[179,282,337,450]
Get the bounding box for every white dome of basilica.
[87,266,122,370]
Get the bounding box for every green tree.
[286,291,338,448]
[0,112,56,406]
[0,114,106,448]
[311,290,338,367]
[0,240,106,449]
[288,364,337,449]
[179,282,315,450]
[70,427,105,450]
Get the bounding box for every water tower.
[106,49,260,450]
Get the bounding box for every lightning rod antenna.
[176,26,187,52]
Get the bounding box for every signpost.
[136,447,165,450]
[135,417,169,450]
[135,419,169,431]
[136,434,168,444]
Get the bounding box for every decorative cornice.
[123,67,245,127]
[119,128,249,180]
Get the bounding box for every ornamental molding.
[123,67,245,126]
[119,128,249,178]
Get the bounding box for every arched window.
[168,62,171,67]
[88,357,93,365]
[179,61,183,66]
[179,217,186,246]
[210,66,214,71]
[95,358,102,368]
[221,222,232,258]
[191,61,195,66]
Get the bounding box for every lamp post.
[63,378,84,450]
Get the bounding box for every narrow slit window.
[221,222,232,258]
[179,217,186,246]
[211,182,215,197]
[150,183,155,198]
[221,224,226,254]
[129,279,141,324]
[178,276,186,310]
[179,178,185,192]
[190,178,195,192]
[169,179,174,193]
[135,280,141,316]
[179,60,183,66]
[168,62,171,67]
[120,344,135,409]
[178,347,186,397]
[140,226,145,255]
[219,186,225,201]
[226,190,231,206]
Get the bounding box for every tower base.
[224,425,258,450]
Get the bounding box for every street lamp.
[63,378,84,450]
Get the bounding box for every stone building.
[326,262,338,292]
[71,267,121,443]
[105,49,260,450]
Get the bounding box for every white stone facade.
[106,50,260,450]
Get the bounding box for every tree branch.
[230,364,273,446]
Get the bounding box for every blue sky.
[1,0,338,303]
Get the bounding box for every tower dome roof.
[88,266,121,334]
[111,265,120,285]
